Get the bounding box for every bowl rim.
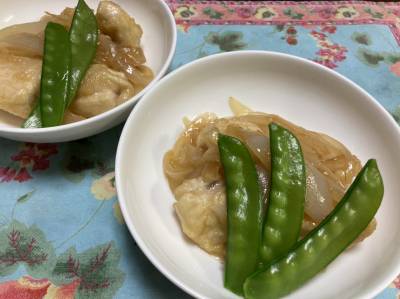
[115,50,400,299]
[0,0,177,135]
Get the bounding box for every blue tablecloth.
[0,1,399,298]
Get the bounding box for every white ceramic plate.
[0,0,176,142]
[116,51,400,299]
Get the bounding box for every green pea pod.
[218,134,264,296]
[40,22,70,127]
[244,159,384,299]
[24,0,97,128]
[22,104,41,128]
[67,0,98,107]
[259,123,306,265]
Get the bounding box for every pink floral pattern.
[310,27,347,69]
[0,276,51,299]
[390,61,400,77]
[321,25,337,34]
[0,143,58,183]
[285,26,298,46]
[169,1,400,45]
[312,6,337,20]
[0,276,80,298]
[235,6,255,19]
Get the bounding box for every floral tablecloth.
[0,1,400,298]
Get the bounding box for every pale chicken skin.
[96,1,143,48]
[0,54,41,119]
[174,178,227,257]
[69,64,135,118]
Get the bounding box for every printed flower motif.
[0,143,58,183]
[335,6,359,19]
[0,276,50,299]
[312,7,337,19]
[45,279,81,298]
[177,24,191,33]
[255,7,276,20]
[286,36,297,45]
[282,7,304,20]
[364,7,383,19]
[205,31,247,52]
[390,62,400,77]
[285,26,298,46]
[392,9,400,18]
[203,7,224,19]
[356,48,386,67]
[12,143,58,169]
[316,48,346,62]
[13,167,33,182]
[310,30,347,69]
[317,60,338,69]
[51,242,124,296]
[0,218,124,298]
[310,30,327,40]
[0,167,17,182]
[0,276,80,299]
[91,172,116,200]
[321,26,337,34]
[351,32,372,45]
[235,6,255,19]
[286,27,296,35]
[174,5,197,19]
[0,226,52,274]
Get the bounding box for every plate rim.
[116,50,400,299]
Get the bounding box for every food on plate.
[243,159,383,299]
[259,123,306,266]
[38,23,70,127]
[0,0,153,128]
[23,0,98,128]
[164,98,377,257]
[218,134,264,295]
[163,98,384,297]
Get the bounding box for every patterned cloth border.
[170,0,400,44]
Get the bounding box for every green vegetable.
[67,0,98,106]
[259,123,306,265]
[243,159,384,299]
[23,0,98,128]
[22,105,41,128]
[40,22,70,127]
[218,134,264,296]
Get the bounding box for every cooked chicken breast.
[0,54,41,119]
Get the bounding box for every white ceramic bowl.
[0,0,176,142]
[116,51,400,299]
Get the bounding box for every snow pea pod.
[259,123,306,266]
[40,22,70,127]
[23,0,97,128]
[243,159,384,299]
[218,134,264,296]
[66,0,98,107]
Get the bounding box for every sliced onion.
[245,133,270,170]
[304,163,335,222]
